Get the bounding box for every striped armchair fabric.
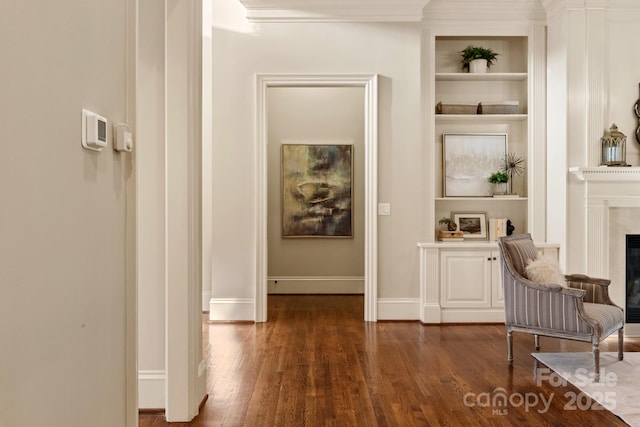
[497,233,624,381]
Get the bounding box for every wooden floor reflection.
[140,294,638,426]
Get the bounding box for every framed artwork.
[281,144,353,238]
[443,133,508,197]
[452,212,488,240]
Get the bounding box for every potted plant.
[460,45,499,73]
[439,216,457,231]
[488,171,509,195]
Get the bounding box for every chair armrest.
[512,272,586,297]
[504,271,593,331]
[565,274,620,307]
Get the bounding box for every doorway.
[256,75,378,322]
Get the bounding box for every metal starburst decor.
[502,153,525,194]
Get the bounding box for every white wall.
[210,2,422,318]
[555,3,640,274]
[607,9,640,167]
[0,1,132,426]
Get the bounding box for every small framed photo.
[452,212,488,240]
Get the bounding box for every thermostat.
[82,109,108,151]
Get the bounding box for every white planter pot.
[492,182,509,195]
[469,58,488,73]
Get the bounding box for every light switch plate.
[378,203,391,216]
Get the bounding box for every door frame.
[255,74,378,322]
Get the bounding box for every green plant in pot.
[460,45,499,72]
[439,217,457,231]
[488,171,509,195]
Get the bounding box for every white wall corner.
[209,298,256,321]
[197,359,207,406]
[138,370,166,410]
[421,303,443,324]
[202,289,212,312]
[377,298,421,320]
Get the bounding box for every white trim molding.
[256,74,379,322]
[377,298,421,320]
[238,0,430,22]
[209,298,256,321]
[424,0,546,24]
[570,166,640,181]
[267,276,364,294]
[138,370,166,410]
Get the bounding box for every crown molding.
[238,0,431,22]
[543,0,640,22]
[423,0,547,24]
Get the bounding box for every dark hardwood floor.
[140,295,638,426]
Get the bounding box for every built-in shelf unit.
[418,25,552,323]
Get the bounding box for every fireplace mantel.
[571,166,640,335]
[569,166,640,182]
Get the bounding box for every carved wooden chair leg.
[593,342,600,382]
[507,329,513,363]
[534,334,540,351]
[619,328,624,361]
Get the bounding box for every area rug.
[532,352,640,426]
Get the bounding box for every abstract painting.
[443,133,508,197]
[281,144,353,238]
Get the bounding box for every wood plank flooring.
[140,295,639,426]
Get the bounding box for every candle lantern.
[601,123,627,166]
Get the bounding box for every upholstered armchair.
[497,233,624,381]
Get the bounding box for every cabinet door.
[491,250,504,308]
[441,251,491,308]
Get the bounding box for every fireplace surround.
[570,166,640,335]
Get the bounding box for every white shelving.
[435,114,528,122]
[419,27,549,323]
[435,72,527,81]
[434,197,527,201]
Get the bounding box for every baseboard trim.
[209,298,255,321]
[202,289,211,312]
[440,309,505,323]
[625,323,640,337]
[377,298,420,320]
[138,370,166,410]
[267,276,364,294]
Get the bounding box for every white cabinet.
[418,243,559,323]
[440,250,500,309]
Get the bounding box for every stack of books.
[489,218,508,242]
[438,230,464,242]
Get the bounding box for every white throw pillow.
[525,256,567,287]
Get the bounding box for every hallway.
[140,295,634,426]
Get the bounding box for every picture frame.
[281,144,353,238]
[452,211,488,240]
[443,133,508,197]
